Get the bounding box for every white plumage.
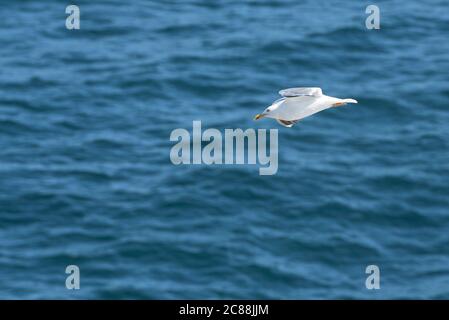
[254,87,358,127]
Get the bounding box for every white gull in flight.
[254,87,357,127]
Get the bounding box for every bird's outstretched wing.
[279,87,323,97]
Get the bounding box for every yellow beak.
[254,114,264,120]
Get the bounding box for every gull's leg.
[277,119,299,128]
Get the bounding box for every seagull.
[254,87,357,127]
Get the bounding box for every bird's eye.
[266,109,270,112]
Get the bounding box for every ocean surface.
[1,0,448,299]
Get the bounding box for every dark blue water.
[1,0,448,299]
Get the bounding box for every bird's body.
[254,87,357,127]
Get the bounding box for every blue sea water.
[0,0,448,299]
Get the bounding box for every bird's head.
[254,101,281,120]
